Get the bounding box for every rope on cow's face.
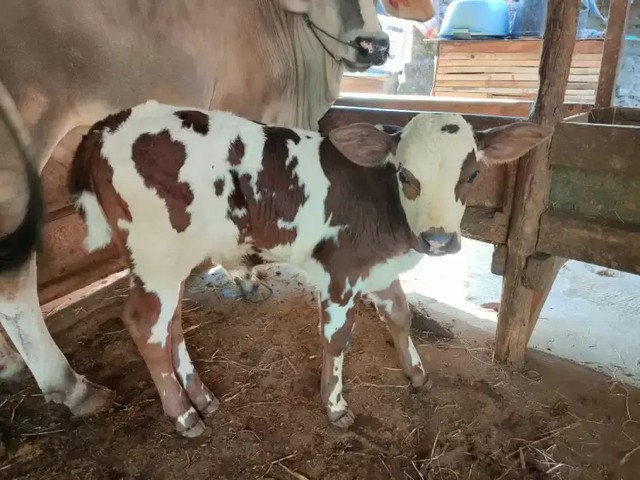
[302,13,361,63]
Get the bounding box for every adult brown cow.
[0,0,434,420]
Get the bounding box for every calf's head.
[329,113,552,256]
[279,0,390,69]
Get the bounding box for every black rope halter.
[302,13,361,62]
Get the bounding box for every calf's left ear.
[329,123,398,167]
[475,122,553,165]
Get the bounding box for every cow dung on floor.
[1,265,639,479]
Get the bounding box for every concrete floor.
[400,238,640,387]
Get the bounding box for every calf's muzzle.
[419,228,461,256]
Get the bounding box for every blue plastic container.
[439,0,511,39]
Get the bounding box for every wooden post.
[595,0,630,108]
[493,0,580,366]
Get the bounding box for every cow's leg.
[169,291,219,418]
[0,328,25,381]
[370,280,431,389]
[231,268,272,303]
[319,298,356,428]
[0,257,115,414]
[121,276,205,438]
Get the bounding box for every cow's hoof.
[178,417,206,439]
[69,379,116,417]
[0,356,26,383]
[329,409,355,429]
[240,281,273,303]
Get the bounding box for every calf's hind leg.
[122,276,204,437]
[370,280,431,389]
[170,292,219,418]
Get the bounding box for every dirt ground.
[1,266,639,480]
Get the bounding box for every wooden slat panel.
[549,166,640,224]
[439,39,603,55]
[438,53,603,61]
[549,122,640,174]
[37,212,122,289]
[435,39,602,103]
[538,212,640,274]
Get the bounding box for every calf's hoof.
[410,376,433,394]
[0,357,26,383]
[179,419,206,438]
[202,394,221,418]
[237,280,273,303]
[68,379,116,417]
[409,370,433,390]
[176,412,206,439]
[328,409,355,429]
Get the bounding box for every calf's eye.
[398,169,408,184]
[468,170,479,183]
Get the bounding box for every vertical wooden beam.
[493,0,580,366]
[595,0,630,108]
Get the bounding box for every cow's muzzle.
[354,36,390,66]
[419,229,461,256]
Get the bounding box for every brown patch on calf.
[312,139,417,299]
[454,150,480,204]
[227,136,245,166]
[225,127,306,249]
[131,130,194,233]
[70,109,133,243]
[213,178,225,196]
[398,166,421,200]
[175,110,209,135]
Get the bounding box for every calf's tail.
[68,128,112,253]
[0,81,44,273]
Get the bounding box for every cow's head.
[328,114,552,256]
[278,0,390,70]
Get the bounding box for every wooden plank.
[494,0,581,366]
[549,122,640,174]
[461,208,509,244]
[437,81,596,89]
[549,166,640,224]
[330,97,592,121]
[439,39,603,55]
[439,53,602,61]
[318,106,524,133]
[537,212,640,274]
[438,58,602,68]
[437,66,600,75]
[595,0,630,108]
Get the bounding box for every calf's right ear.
[329,123,398,168]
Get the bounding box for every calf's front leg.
[370,280,432,389]
[319,298,356,428]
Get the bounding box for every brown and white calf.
[69,101,550,436]
[0,0,433,416]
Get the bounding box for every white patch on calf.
[177,407,198,427]
[76,192,111,252]
[176,341,194,384]
[407,338,424,371]
[395,113,476,238]
[327,353,348,413]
